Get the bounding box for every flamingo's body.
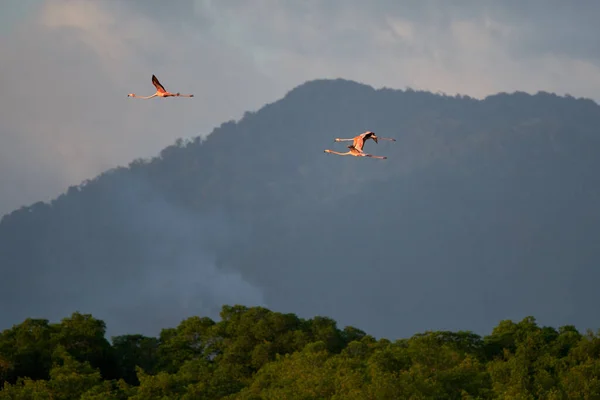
[128,75,194,99]
[334,131,396,151]
[324,145,387,160]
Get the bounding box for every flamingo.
[334,131,396,151]
[127,75,194,99]
[324,145,387,160]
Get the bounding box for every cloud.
[192,0,600,98]
[0,170,266,337]
[1,0,600,216]
[97,187,266,337]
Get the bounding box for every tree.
[111,334,159,384]
[0,318,56,384]
[52,312,118,380]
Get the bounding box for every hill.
[1,78,600,339]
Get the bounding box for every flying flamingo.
[334,131,396,151]
[127,75,194,99]
[324,145,387,160]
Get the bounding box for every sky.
[2,0,600,216]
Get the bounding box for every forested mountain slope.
[1,79,599,338]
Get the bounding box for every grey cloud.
[187,1,600,79]
[97,187,266,337]
[1,169,266,338]
[502,1,600,63]
[121,0,198,24]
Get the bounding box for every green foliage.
[52,313,118,380]
[111,334,159,385]
[0,319,55,384]
[1,306,600,399]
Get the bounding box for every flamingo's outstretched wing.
[152,75,167,93]
[352,136,366,151]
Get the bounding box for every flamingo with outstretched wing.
[334,131,396,151]
[128,75,194,99]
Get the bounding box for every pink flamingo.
[128,75,194,99]
[334,131,396,151]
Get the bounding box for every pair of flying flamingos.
[128,75,395,158]
[324,131,396,160]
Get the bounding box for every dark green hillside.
[1,79,600,339]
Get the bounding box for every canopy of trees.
[1,305,599,399]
